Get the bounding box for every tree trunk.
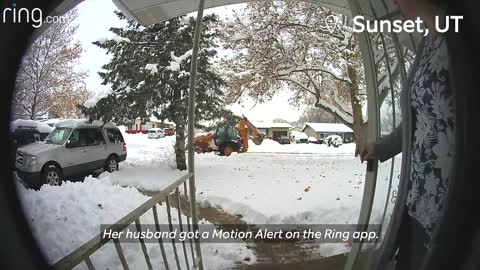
[30,94,37,120]
[173,113,187,171]
[347,65,367,144]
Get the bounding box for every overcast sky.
[74,0,304,122]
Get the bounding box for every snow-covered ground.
[15,133,399,269]
[16,179,254,269]
[114,135,366,226]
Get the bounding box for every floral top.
[407,34,455,238]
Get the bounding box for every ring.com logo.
[2,2,68,28]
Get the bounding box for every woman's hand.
[356,143,376,163]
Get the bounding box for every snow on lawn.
[15,133,398,267]
[16,178,254,269]
[105,134,397,257]
[119,135,367,225]
[249,139,356,154]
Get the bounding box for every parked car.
[11,119,53,145]
[308,136,320,144]
[324,135,343,147]
[164,128,175,136]
[278,135,290,144]
[290,131,309,144]
[10,120,54,170]
[148,128,165,139]
[15,120,127,189]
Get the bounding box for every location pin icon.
[325,15,337,33]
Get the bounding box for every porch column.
[187,0,206,269]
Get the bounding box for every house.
[253,122,293,142]
[301,123,354,143]
[126,116,175,134]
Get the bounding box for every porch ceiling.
[112,0,419,49]
[112,0,404,24]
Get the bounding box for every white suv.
[15,120,127,188]
[148,128,165,139]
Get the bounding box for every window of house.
[141,123,152,130]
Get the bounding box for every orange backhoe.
[193,116,265,156]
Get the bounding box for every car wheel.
[41,164,63,186]
[105,156,119,172]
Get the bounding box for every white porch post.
[187,0,206,269]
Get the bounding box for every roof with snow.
[253,122,293,129]
[290,130,309,139]
[302,123,353,133]
[55,119,117,129]
[38,118,62,125]
[10,119,54,134]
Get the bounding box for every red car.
[163,128,175,136]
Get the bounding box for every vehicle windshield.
[149,130,156,133]
[44,127,72,145]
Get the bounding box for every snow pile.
[166,50,193,71]
[97,37,108,44]
[54,119,116,129]
[16,177,254,269]
[10,119,53,133]
[84,90,110,108]
[39,118,62,127]
[17,178,149,263]
[145,63,158,75]
[112,35,131,43]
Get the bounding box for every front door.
[344,0,418,268]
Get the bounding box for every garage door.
[272,131,287,142]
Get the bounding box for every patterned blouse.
[407,34,455,238]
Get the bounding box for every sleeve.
[374,124,403,162]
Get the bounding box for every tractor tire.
[220,144,235,156]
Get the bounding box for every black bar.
[166,197,182,270]
[176,188,191,270]
[153,205,170,270]
[135,219,153,270]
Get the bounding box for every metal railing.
[52,172,203,270]
[53,1,207,269]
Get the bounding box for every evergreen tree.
[81,12,226,170]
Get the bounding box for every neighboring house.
[289,126,301,133]
[253,122,293,142]
[126,116,175,134]
[301,123,354,143]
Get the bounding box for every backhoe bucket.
[251,136,264,145]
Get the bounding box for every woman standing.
[357,0,454,269]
